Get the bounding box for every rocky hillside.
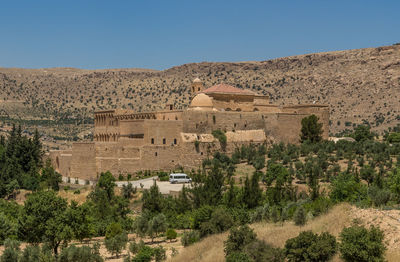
[1,44,400,137]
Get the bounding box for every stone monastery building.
[50,78,329,181]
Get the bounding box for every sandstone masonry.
[49,79,329,181]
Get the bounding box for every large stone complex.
[50,79,329,181]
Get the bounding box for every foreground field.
[170,203,400,262]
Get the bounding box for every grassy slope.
[170,203,400,262]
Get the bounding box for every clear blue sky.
[0,0,399,70]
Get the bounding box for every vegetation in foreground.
[0,117,400,261]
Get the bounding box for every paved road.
[115,176,188,194]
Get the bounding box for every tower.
[191,77,204,95]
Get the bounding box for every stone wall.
[70,142,97,181]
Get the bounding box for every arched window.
[151,138,154,144]
[163,138,166,144]
[174,138,177,145]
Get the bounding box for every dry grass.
[171,203,353,262]
[57,187,92,204]
[172,203,400,262]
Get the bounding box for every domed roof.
[190,93,213,108]
[193,77,202,83]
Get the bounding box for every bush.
[339,225,386,262]
[293,206,306,226]
[224,225,257,256]
[181,231,200,247]
[200,207,234,236]
[20,245,40,262]
[330,173,366,202]
[387,132,400,143]
[212,130,227,151]
[244,239,285,262]
[132,245,154,262]
[59,244,103,262]
[284,231,337,262]
[300,115,323,143]
[1,239,20,262]
[226,252,252,262]
[131,245,166,262]
[105,233,128,258]
[166,228,177,242]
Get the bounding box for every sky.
[0,0,399,70]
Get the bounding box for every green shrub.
[181,231,200,247]
[59,244,103,262]
[330,173,367,202]
[132,245,154,262]
[226,252,252,262]
[293,206,306,226]
[244,239,285,262]
[0,239,20,262]
[300,115,323,143]
[339,225,386,262]
[212,130,227,151]
[387,132,400,143]
[284,231,337,262]
[105,224,128,258]
[20,245,40,262]
[166,228,177,242]
[224,225,257,256]
[200,207,234,237]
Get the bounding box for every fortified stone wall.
[144,120,183,146]
[48,150,72,177]
[70,142,97,181]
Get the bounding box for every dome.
[193,77,202,83]
[190,93,213,109]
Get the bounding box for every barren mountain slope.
[1,45,400,135]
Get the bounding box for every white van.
[169,173,192,184]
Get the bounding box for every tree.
[40,159,62,191]
[166,228,177,242]
[97,171,116,200]
[293,206,306,226]
[150,213,167,240]
[181,231,200,247]
[64,201,95,242]
[0,213,17,244]
[59,244,103,262]
[284,231,337,262]
[264,163,294,203]
[20,245,40,262]
[224,225,257,256]
[20,191,72,255]
[122,182,136,199]
[142,181,164,213]
[339,225,386,262]
[352,125,373,142]
[242,172,262,208]
[244,239,285,262]
[360,165,376,186]
[0,239,20,262]
[200,207,234,237]
[104,223,128,258]
[300,115,323,143]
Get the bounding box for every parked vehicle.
[169,173,192,184]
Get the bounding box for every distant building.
[49,78,329,181]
